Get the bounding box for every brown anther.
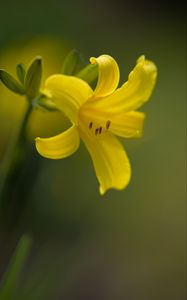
[89,122,93,129]
[99,126,102,134]
[106,120,111,130]
[95,128,99,135]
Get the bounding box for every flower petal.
[80,129,131,194]
[86,56,157,113]
[79,104,145,139]
[90,54,120,98]
[110,111,145,138]
[35,125,80,159]
[43,74,93,124]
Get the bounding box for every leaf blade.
[0,235,32,300]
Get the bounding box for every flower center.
[78,104,112,138]
[86,119,111,138]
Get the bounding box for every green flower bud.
[25,56,42,100]
[76,63,98,84]
[16,63,26,84]
[61,49,85,75]
[0,69,25,95]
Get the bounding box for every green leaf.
[16,64,26,84]
[0,69,25,95]
[61,49,85,75]
[76,63,98,84]
[0,235,32,300]
[25,56,42,100]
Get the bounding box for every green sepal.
[16,63,26,84]
[25,56,42,100]
[61,49,85,75]
[76,63,98,84]
[32,94,59,111]
[0,69,25,95]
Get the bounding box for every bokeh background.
[0,0,186,299]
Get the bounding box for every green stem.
[0,101,32,203]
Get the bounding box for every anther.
[95,128,99,135]
[106,120,111,130]
[99,126,102,134]
[89,122,93,129]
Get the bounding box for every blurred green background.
[0,0,186,299]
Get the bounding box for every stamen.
[106,120,111,130]
[95,128,99,135]
[99,126,102,134]
[89,122,93,129]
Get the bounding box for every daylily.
[35,55,157,194]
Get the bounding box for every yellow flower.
[35,55,157,194]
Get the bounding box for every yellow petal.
[86,56,157,113]
[90,54,120,98]
[79,104,145,139]
[35,125,80,159]
[80,129,131,194]
[110,111,145,138]
[43,74,93,124]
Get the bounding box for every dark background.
[0,1,186,299]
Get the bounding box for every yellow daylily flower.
[35,54,157,194]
